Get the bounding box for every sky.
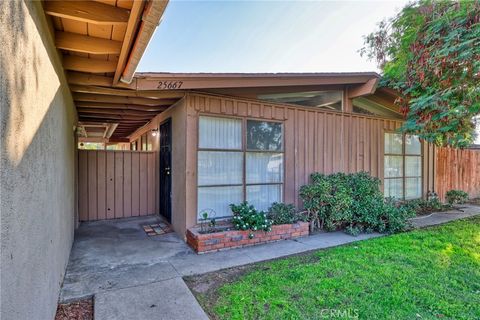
[137,0,409,73]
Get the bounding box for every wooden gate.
[435,147,480,201]
[78,150,157,221]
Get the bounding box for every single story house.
[74,70,480,238]
[1,1,479,319]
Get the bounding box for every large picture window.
[384,133,422,199]
[197,116,284,219]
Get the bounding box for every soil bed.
[55,298,93,320]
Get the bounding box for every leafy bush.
[445,190,469,205]
[299,172,415,235]
[381,198,416,234]
[230,202,272,232]
[400,198,450,215]
[267,202,305,225]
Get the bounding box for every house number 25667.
[157,81,183,90]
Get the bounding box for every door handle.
[165,167,171,175]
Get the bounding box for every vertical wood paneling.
[139,153,148,214]
[284,108,296,205]
[123,152,132,218]
[114,152,124,218]
[189,93,407,209]
[316,113,324,173]
[343,115,350,173]
[87,151,97,221]
[131,152,140,216]
[78,150,157,221]
[300,109,307,191]
[97,151,107,220]
[351,116,358,173]
[105,152,115,219]
[78,151,88,221]
[147,152,155,213]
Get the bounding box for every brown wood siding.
[435,148,480,201]
[78,150,157,221]
[184,93,406,215]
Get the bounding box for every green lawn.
[186,217,480,320]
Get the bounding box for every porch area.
[60,215,382,303]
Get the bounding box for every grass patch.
[185,217,480,320]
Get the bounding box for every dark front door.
[159,119,172,222]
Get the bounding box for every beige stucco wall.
[1,1,77,319]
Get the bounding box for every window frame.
[383,131,423,200]
[196,114,285,220]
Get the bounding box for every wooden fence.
[435,147,480,201]
[78,150,157,221]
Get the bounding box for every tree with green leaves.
[361,1,480,148]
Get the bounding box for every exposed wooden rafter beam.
[44,1,129,25]
[75,101,168,112]
[73,93,175,106]
[63,56,118,73]
[108,138,131,143]
[79,116,149,123]
[78,113,154,120]
[348,78,379,99]
[55,31,122,55]
[67,72,135,89]
[78,108,161,116]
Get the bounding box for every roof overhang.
[43,0,174,140]
[133,72,380,91]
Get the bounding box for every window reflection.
[247,120,282,151]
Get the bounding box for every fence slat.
[78,151,88,221]
[131,153,140,217]
[97,151,107,220]
[114,152,124,218]
[147,153,155,214]
[123,152,132,218]
[87,151,97,221]
[106,152,116,220]
[139,153,148,215]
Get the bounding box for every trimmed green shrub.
[230,202,272,232]
[445,190,469,205]
[267,202,305,225]
[299,172,415,234]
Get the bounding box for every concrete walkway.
[59,205,480,320]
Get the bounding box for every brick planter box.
[186,222,309,254]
